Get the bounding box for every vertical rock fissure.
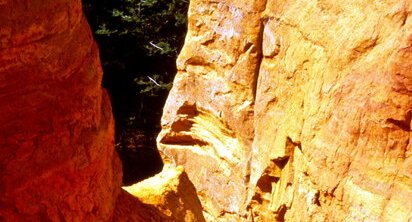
[251,1,267,102]
[248,136,301,221]
[251,23,265,103]
[244,2,270,220]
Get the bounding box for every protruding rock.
[122,164,205,222]
[158,0,412,221]
[157,1,265,219]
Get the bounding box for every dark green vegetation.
[83,0,189,185]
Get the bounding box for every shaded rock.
[113,190,170,222]
[0,0,122,220]
[158,0,412,221]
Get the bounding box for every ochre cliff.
[1,0,411,221]
[0,1,203,221]
[0,0,121,220]
[158,0,412,221]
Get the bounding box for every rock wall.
[0,0,122,220]
[158,0,412,221]
[0,1,206,221]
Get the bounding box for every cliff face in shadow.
[0,0,122,220]
[157,0,412,221]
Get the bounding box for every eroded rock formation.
[2,0,411,221]
[121,164,205,222]
[0,0,122,220]
[158,0,412,221]
[0,1,202,221]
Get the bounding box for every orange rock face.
[0,1,206,221]
[158,0,412,221]
[0,0,122,220]
[121,164,205,222]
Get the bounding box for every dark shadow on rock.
[116,129,163,185]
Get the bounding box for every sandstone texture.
[0,1,204,221]
[158,0,412,221]
[0,0,122,220]
[121,164,205,222]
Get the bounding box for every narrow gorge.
[0,0,411,221]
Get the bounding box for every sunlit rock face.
[0,0,122,220]
[158,0,412,221]
[158,1,265,220]
[120,164,205,222]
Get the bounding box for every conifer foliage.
[83,0,189,184]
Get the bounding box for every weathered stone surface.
[114,190,171,222]
[0,1,207,221]
[0,0,123,220]
[158,1,265,219]
[158,0,412,221]
[122,164,205,222]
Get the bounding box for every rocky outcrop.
[121,164,205,222]
[0,0,122,220]
[158,0,412,221]
[0,1,204,221]
[158,1,264,220]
